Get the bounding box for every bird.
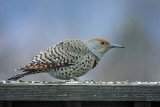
[7,38,125,81]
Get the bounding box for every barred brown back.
[20,39,91,70]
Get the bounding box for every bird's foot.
[71,77,96,83]
[71,76,83,82]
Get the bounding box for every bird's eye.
[101,41,105,45]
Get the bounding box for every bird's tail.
[7,70,40,81]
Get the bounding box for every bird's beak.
[108,44,125,48]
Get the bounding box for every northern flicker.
[7,38,124,81]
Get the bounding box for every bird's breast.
[49,54,98,80]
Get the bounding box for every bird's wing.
[19,39,89,71]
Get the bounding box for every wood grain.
[0,82,160,101]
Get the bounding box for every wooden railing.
[0,81,159,107]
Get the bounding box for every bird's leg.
[71,76,81,81]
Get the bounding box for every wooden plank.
[12,101,65,107]
[0,101,136,107]
[0,101,4,107]
[134,102,151,107]
[151,102,160,107]
[0,82,160,101]
[81,101,134,107]
[65,102,81,107]
[1,101,12,107]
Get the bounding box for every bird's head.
[86,38,125,59]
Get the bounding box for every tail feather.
[7,70,39,81]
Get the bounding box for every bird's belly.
[49,64,93,80]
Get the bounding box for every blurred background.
[0,0,160,81]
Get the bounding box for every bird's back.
[26,39,91,70]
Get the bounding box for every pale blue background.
[0,0,160,81]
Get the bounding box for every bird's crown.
[88,38,111,46]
